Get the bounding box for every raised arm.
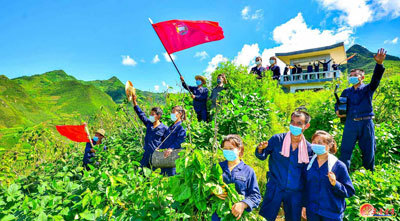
[255,137,275,160]
[368,48,386,92]
[132,95,151,125]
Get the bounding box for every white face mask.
[256,61,261,65]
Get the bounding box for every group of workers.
[250,56,343,81]
[82,48,387,220]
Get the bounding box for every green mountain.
[342,44,400,73]
[82,76,165,104]
[0,75,48,128]
[0,70,117,129]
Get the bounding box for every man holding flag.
[82,129,105,170]
[56,124,105,170]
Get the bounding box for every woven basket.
[151,149,181,168]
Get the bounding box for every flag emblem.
[175,23,188,35]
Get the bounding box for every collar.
[221,160,245,171]
[170,121,182,128]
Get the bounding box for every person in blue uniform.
[332,61,339,70]
[82,129,105,170]
[307,62,313,73]
[335,48,387,171]
[283,65,290,81]
[296,64,303,74]
[209,73,227,109]
[157,105,187,176]
[304,130,355,221]
[213,134,261,220]
[319,59,332,72]
[250,56,266,79]
[181,75,208,122]
[269,56,281,80]
[131,94,168,168]
[255,109,313,221]
[313,61,320,73]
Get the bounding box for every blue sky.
[1,0,399,92]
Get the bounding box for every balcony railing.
[280,70,341,85]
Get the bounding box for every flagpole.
[84,123,94,147]
[149,18,193,96]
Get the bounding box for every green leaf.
[1,214,16,221]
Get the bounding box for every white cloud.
[140,59,145,63]
[317,0,400,27]
[163,52,177,62]
[121,55,137,66]
[228,13,354,70]
[194,51,209,61]
[152,54,160,64]
[384,37,399,44]
[233,43,260,67]
[374,0,400,19]
[154,85,160,91]
[204,54,228,77]
[241,6,263,20]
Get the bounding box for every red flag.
[152,20,224,54]
[56,124,90,142]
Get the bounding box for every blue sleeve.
[182,82,196,93]
[134,105,151,126]
[367,63,385,92]
[242,170,262,212]
[194,88,208,101]
[170,127,187,149]
[255,135,276,160]
[332,163,355,198]
[334,89,347,111]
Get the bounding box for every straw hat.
[95,129,106,137]
[125,80,136,101]
[195,75,207,85]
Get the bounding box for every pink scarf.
[280,132,309,164]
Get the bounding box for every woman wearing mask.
[304,130,355,221]
[157,105,187,176]
[213,134,261,220]
[250,56,266,79]
[269,56,281,80]
[209,73,227,109]
[132,94,168,168]
[180,75,209,122]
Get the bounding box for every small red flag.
[56,124,90,142]
[152,20,224,54]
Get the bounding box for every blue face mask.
[290,124,303,136]
[269,60,275,65]
[256,61,261,65]
[223,149,238,161]
[311,144,327,155]
[217,78,222,84]
[196,80,202,86]
[93,136,99,142]
[170,113,178,122]
[149,115,156,123]
[349,76,359,85]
